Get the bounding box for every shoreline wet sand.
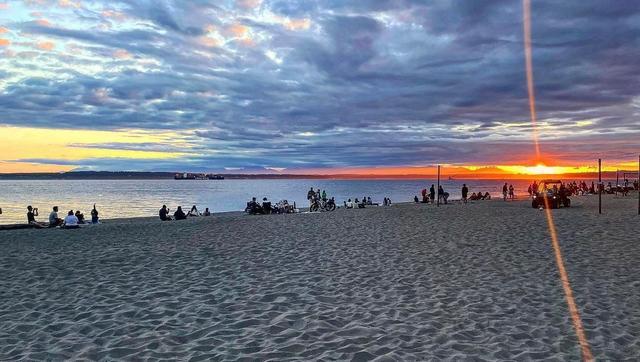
[1,195,639,360]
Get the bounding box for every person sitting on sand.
[484,192,491,200]
[358,198,366,209]
[75,210,85,224]
[262,197,272,214]
[247,197,263,215]
[202,208,211,216]
[91,204,99,224]
[367,197,373,205]
[346,198,353,209]
[63,210,80,229]
[159,205,172,221]
[414,195,419,203]
[469,192,477,201]
[174,206,187,220]
[188,205,199,217]
[49,206,63,227]
[26,206,46,228]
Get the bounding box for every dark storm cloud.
[1,0,639,170]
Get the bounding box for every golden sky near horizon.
[0,126,192,173]
[0,125,635,175]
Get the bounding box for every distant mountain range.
[0,171,332,180]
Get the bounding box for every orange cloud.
[0,26,7,33]
[285,18,311,31]
[101,9,127,21]
[58,0,81,8]
[36,19,52,27]
[237,0,262,9]
[0,38,10,46]
[240,37,255,47]
[113,48,131,59]
[198,36,221,48]
[36,41,55,51]
[229,24,249,37]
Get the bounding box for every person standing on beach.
[461,184,469,203]
[502,183,508,201]
[508,184,515,200]
[430,185,436,203]
[307,187,316,207]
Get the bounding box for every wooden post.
[436,165,441,207]
[638,155,639,215]
[598,158,602,215]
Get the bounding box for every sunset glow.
[0,1,638,175]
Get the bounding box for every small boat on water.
[174,173,225,180]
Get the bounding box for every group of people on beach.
[159,205,211,221]
[502,183,516,200]
[460,184,491,203]
[343,196,381,209]
[245,197,297,215]
[416,184,450,204]
[23,204,99,229]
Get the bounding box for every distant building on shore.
[174,173,225,180]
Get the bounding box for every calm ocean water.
[0,178,553,225]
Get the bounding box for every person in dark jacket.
[461,184,469,204]
[174,206,187,220]
[159,205,172,221]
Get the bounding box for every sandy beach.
[1,194,639,360]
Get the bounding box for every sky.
[0,0,638,176]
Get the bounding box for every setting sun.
[496,164,597,176]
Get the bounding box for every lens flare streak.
[522,1,593,361]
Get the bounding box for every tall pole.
[598,158,602,215]
[616,169,619,187]
[436,165,441,207]
[637,155,639,215]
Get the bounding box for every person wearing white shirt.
[63,210,80,229]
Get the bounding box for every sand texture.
[1,195,639,361]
